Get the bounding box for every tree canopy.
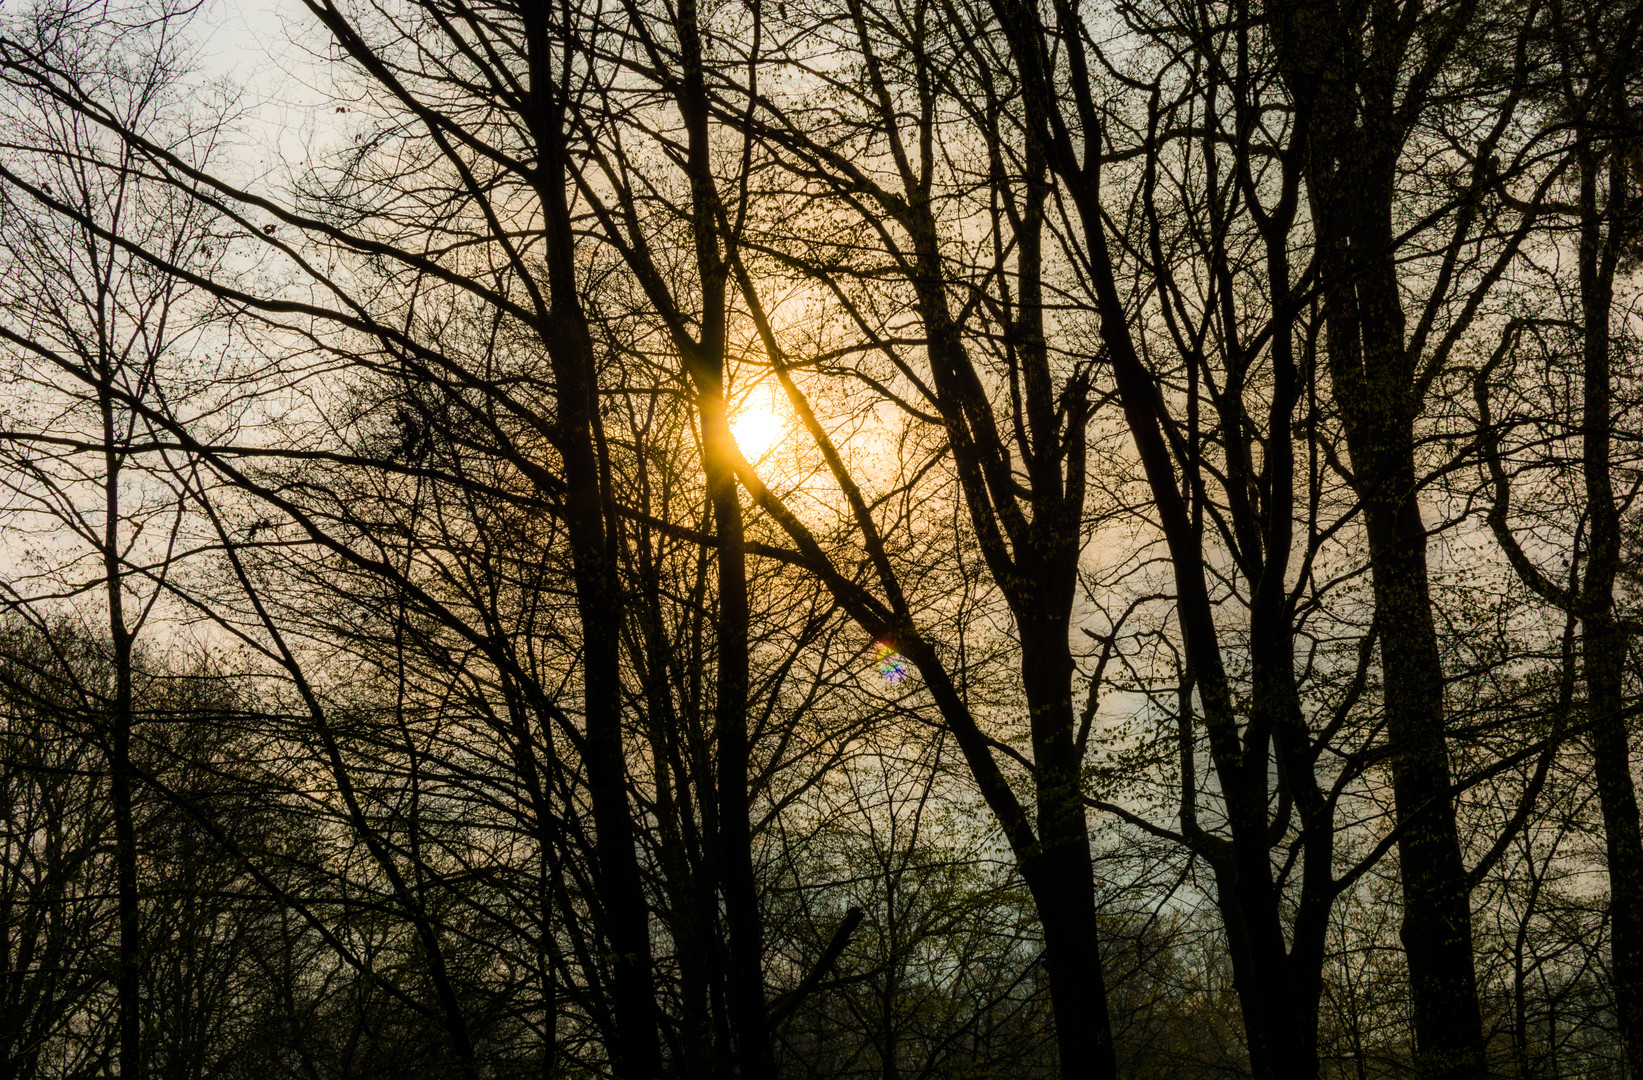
[0,0,1640,1078]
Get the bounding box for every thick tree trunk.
[1030,875,1116,1080]
[1212,762,1320,1080]
[936,146,1120,1079]
[1268,5,1487,1073]
[1018,621,1120,1080]
[1330,193,1485,1080]
[1368,507,1484,1080]
[1321,153,1484,1080]
[1586,613,1643,1077]
[1007,148,1119,1080]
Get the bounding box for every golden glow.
[730,381,785,460]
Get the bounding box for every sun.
[730,381,785,459]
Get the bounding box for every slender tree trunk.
[111,634,139,1080]
[701,388,777,1080]
[553,326,658,1080]
[521,14,661,1075]
[881,876,900,1080]
[984,6,1334,1075]
[1249,189,1336,1080]
[991,5,1345,1073]
[1576,135,1643,1080]
[633,554,719,1075]
[0,783,12,1080]
[668,0,778,1068]
[101,376,141,1080]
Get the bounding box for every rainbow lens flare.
[873,641,910,685]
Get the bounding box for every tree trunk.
[702,390,777,1080]
[1577,132,1643,1080]
[1018,621,1120,1080]
[102,378,141,1080]
[521,13,661,1074]
[1321,175,1485,1080]
[1269,7,1488,1076]
[672,0,778,1066]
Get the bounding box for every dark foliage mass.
[0,0,1640,1078]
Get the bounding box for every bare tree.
[0,4,226,1071]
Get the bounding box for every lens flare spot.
[873,641,910,686]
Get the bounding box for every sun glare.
[730,382,785,459]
